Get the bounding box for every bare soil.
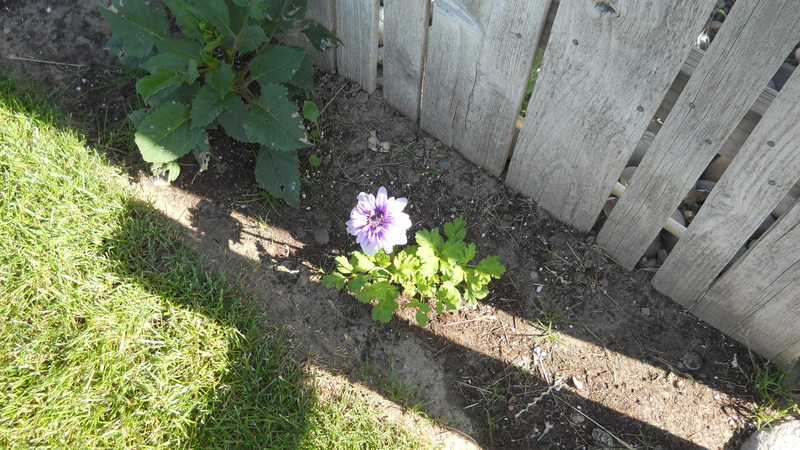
[1,2,765,448]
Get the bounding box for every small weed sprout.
[749,359,799,430]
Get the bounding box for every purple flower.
[346,186,412,255]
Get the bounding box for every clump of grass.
[0,75,419,448]
[750,360,799,430]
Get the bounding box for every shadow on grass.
[100,203,321,447]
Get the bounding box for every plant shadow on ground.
[139,180,752,449]
[99,199,315,448]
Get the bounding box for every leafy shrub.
[101,0,338,205]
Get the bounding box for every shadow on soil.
[130,190,750,449]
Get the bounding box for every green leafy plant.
[302,100,323,167]
[750,359,799,430]
[100,0,339,205]
[323,217,506,325]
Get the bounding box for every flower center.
[368,210,385,227]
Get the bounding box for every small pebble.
[681,350,704,371]
[592,428,615,446]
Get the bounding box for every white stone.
[740,421,800,450]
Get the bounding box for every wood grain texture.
[690,200,800,364]
[505,0,712,231]
[651,69,800,306]
[657,48,778,163]
[597,0,800,269]
[278,0,337,72]
[419,0,550,176]
[336,0,379,93]
[382,0,430,122]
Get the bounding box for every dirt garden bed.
[0,2,768,448]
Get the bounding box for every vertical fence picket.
[383,0,430,122]
[419,0,550,176]
[505,0,712,231]
[597,0,800,270]
[336,0,379,93]
[306,0,337,72]
[690,201,800,365]
[651,70,800,306]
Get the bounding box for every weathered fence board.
[597,0,800,270]
[690,200,800,364]
[336,0,379,93]
[657,47,778,163]
[383,0,430,122]
[651,70,800,306]
[505,0,712,231]
[419,0,550,176]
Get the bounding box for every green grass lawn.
[0,76,420,448]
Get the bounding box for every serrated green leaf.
[348,273,367,294]
[163,0,205,41]
[441,239,471,264]
[460,243,477,264]
[141,52,190,73]
[436,282,461,311]
[439,260,465,284]
[248,46,306,85]
[202,0,236,43]
[354,280,400,323]
[373,251,391,268]
[191,86,232,128]
[244,84,308,151]
[470,284,490,300]
[444,216,467,241]
[135,71,183,105]
[135,103,205,164]
[335,255,353,274]
[415,309,430,327]
[393,251,420,283]
[207,63,235,98]
[217,95,250,142]
[128,108,147,128]
[237,24,268,52]
[301,21,342,51]
[372,299,399,323]
[351,252,375,272]
[254,146,301,206]
[265,0,309,34]
[416,228,444,252]
[476,256,506,279]
[358,280,399,304]
[155,37,204,62]
[302,101,320,123]
[322,272,347,290]
[287,52,315,95]
[99,0,169,58]
[415,243,438,278]
[146,82,201,110]
[308,153,321,167]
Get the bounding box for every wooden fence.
[303,0,800,371]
